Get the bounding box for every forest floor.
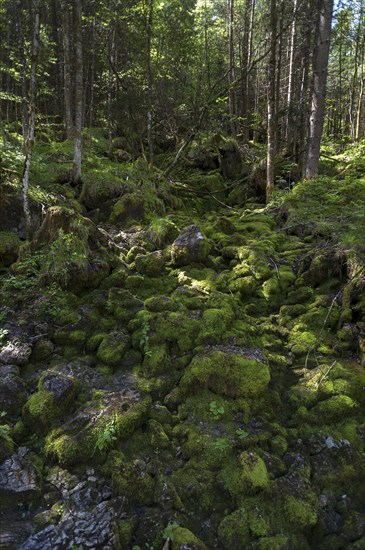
[0,133,365,549]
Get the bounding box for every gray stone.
[0,369,28,416]
[0,447,41,504]
[171,225,210,266]
[0,342,32,366]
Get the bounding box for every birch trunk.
[22,0,40,237]
[72,0,83,183]
[266,0,276,203]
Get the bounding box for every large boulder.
[171,225,210,266]
[0,365,28,417]
[0,447,42,507]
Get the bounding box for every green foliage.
[163,521,179,542]
[93,416,118,455]
[213,437,231,453]
[236,428,249,440]
[140,314,152,357]
[209,401,225,420]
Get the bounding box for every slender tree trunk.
[275,0,284,155]
[18,0,28,138]
[22,0,40,237]
[146,0,154,166]
[72,0,83,183]
[228,0,236,136]
[304,0,334,179]
[62,1,73,139]
[108,29,115,156]
[266,0,276,202]
[286,0,298,144]
[241,0,253,142]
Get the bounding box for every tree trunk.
[146,0,154,166]
[286,0,298,145]
[62,0,73,139]
[22,0,41,237]
[227,0,236,136]
[304,0,334,179]
[241,0,254,142]
[72,0,83,183]
[266,0,276,202]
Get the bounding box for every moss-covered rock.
[109,192,145,225]
[171,225,210,266]
[170,527,208,550]
[220,452,269,501]
[110,453,154,507]
[97,331,130,368]
[22,371,77,435]
[45,394,151,466]
[0,231,21,267]
[309,395,359,424]
[218,508,250,549]
[179,351,270,399]
[135,250,166,277]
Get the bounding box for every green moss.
[146,310,200,353]
[85,333,105,352]
[170,527,208,550]
[180,351,270,399]
[148,419,171,450]
[229,275,258,297]
[283,496,318,530]
[134,251,166,277]
[52,328,88,348]
[221,452,269,502]
[270,435,288,457]
[111,453,154,506]
[143,344,172,375]
[45,397,151,466]
[0,231,21,267]
[22,373,76,435]
[309,395,359,424]
[218,508,250,549]
[198,307,234,345]
[97,331,130,368]
[109,192,145,225]
[253,535,291,549]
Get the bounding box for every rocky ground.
[0,142,365,549]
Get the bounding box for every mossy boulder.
[110,453,154,507]
[0,231,21,267]
[106,288,143,322]
[109,192,145,225]
[309,395,359,425]
[198,307,235,345]
[179,351,270,399]
[171,527,208,550]
[135,250,166,277]
[171,224,210,266]
[80,173,124,209]
[0,366,28,417]
[45,393,151,466]
[221,452,269,501]
[22,371,77,434]
[97,331,131,368]
[218,508,250,549]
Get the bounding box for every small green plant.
[209,401,225,420]
[163,521,179,542]
[213,437,230,453]
[0,307,9,322]
[236,428,249,440]
[0,329,9,345]
[140,318,152,357]
[93,416,118,454]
